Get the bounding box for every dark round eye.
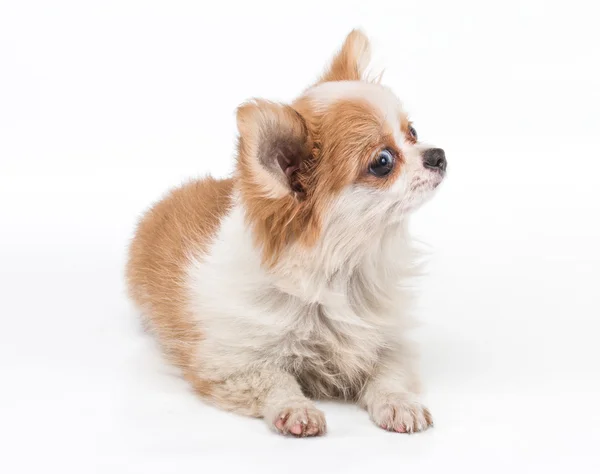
[409,125,418,140]
[369,149,395,177]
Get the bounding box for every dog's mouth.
[410,173,444,193]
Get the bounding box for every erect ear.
[318,29,372,83]
[236,99,312,199]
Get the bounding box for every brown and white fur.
[126,30,446,437]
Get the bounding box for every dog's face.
[297,79,446,219]
[236,30,446,264]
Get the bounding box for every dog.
[126,30,446,437]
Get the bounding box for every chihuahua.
[127,30,446,437]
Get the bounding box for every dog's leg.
[359,343,433,433]
[190,369,326,437]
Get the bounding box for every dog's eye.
[409,125,418,140]
[369,149,395,177]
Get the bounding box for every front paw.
[369,395,433,433]
[269,401,327,437]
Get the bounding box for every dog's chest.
[266,300,384,398]
[194,269,387,398]
[187,203,404,397]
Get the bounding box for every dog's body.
[127,31,445,436]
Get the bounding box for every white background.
[1,1,599,473]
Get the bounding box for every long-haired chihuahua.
[127,30,446,437]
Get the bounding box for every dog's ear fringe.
[236,99,312,200]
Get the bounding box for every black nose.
[423,148,447,172]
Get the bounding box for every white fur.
[185,182,432,430]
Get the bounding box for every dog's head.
[236,30,446,265]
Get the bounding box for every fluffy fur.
[126,30,446,437]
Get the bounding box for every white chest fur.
[186,194,418,399]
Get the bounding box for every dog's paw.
[369,395,433,433]
[270,402,326,437]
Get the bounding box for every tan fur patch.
[318,29,371,83]
[236,100,322,265]
[126,178,234,394]
[298,97,404,192]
